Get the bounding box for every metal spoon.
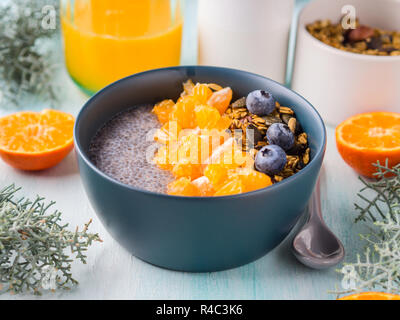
[292,178,345,269]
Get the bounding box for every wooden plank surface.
[0,0,368,300]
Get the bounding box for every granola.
[227,96,309,181]
[307,19,400,56]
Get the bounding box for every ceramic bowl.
[74,66,326,272]
[292,0,400,126]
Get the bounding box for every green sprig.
[0,0,60,108]
[0,184,102,295]
[355,160,400,223]
[334,161,400,296]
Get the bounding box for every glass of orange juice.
[60,0,184,94]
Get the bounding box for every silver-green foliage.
[0,184,102,295]
[337,161,400,295]
[0,0,60,107]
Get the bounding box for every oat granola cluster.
[307,19,400,56]
[226,97,310,182]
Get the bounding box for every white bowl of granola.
[291,0,400,126]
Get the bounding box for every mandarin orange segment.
[176,133,202,164]
[215,115,232,131]
[157,130,206,173]
[235,168,272,192]
[0,109,75,171]
[194,104,221,129]
[176,131,221,165]
[192,176,215,196]
[197,134,217,163]
[213,143,248,167]
[205,137,244,166]
[214,177,244,196]
[172,161,203,180]
[199,130,232,162]
[207,83,224,91]
[207,87,233,115]
[336,112,400,177]
[242,153,255,169]
[154,144,179,170]
[192,83,213,104]
[204,164,231,189]
[153,121,181,144]
[154,145,172,170]
[226,150,247,167]
[152,99,175,124]
[170,95,197,129]
[182,79,195,96]
[167,177,201,196]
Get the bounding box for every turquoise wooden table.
[0,0,369,300]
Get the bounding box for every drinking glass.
[60,0,184,94]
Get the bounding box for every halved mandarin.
[167,177,200,196]
[152,99,175,124]
[0,109,75,171]
[207,87,233,115]
[336,112,400,177]
[338,292,400,300]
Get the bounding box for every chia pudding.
[88,105,173,194]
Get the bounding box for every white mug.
[198,0,295,84]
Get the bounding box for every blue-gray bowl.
[74,66,326,272]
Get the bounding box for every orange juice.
[61,0,183,93]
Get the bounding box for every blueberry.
[255,145,287,175]
[246,90,276,116]
[266,123,295,151]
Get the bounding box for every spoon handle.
[309,178,324,224]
